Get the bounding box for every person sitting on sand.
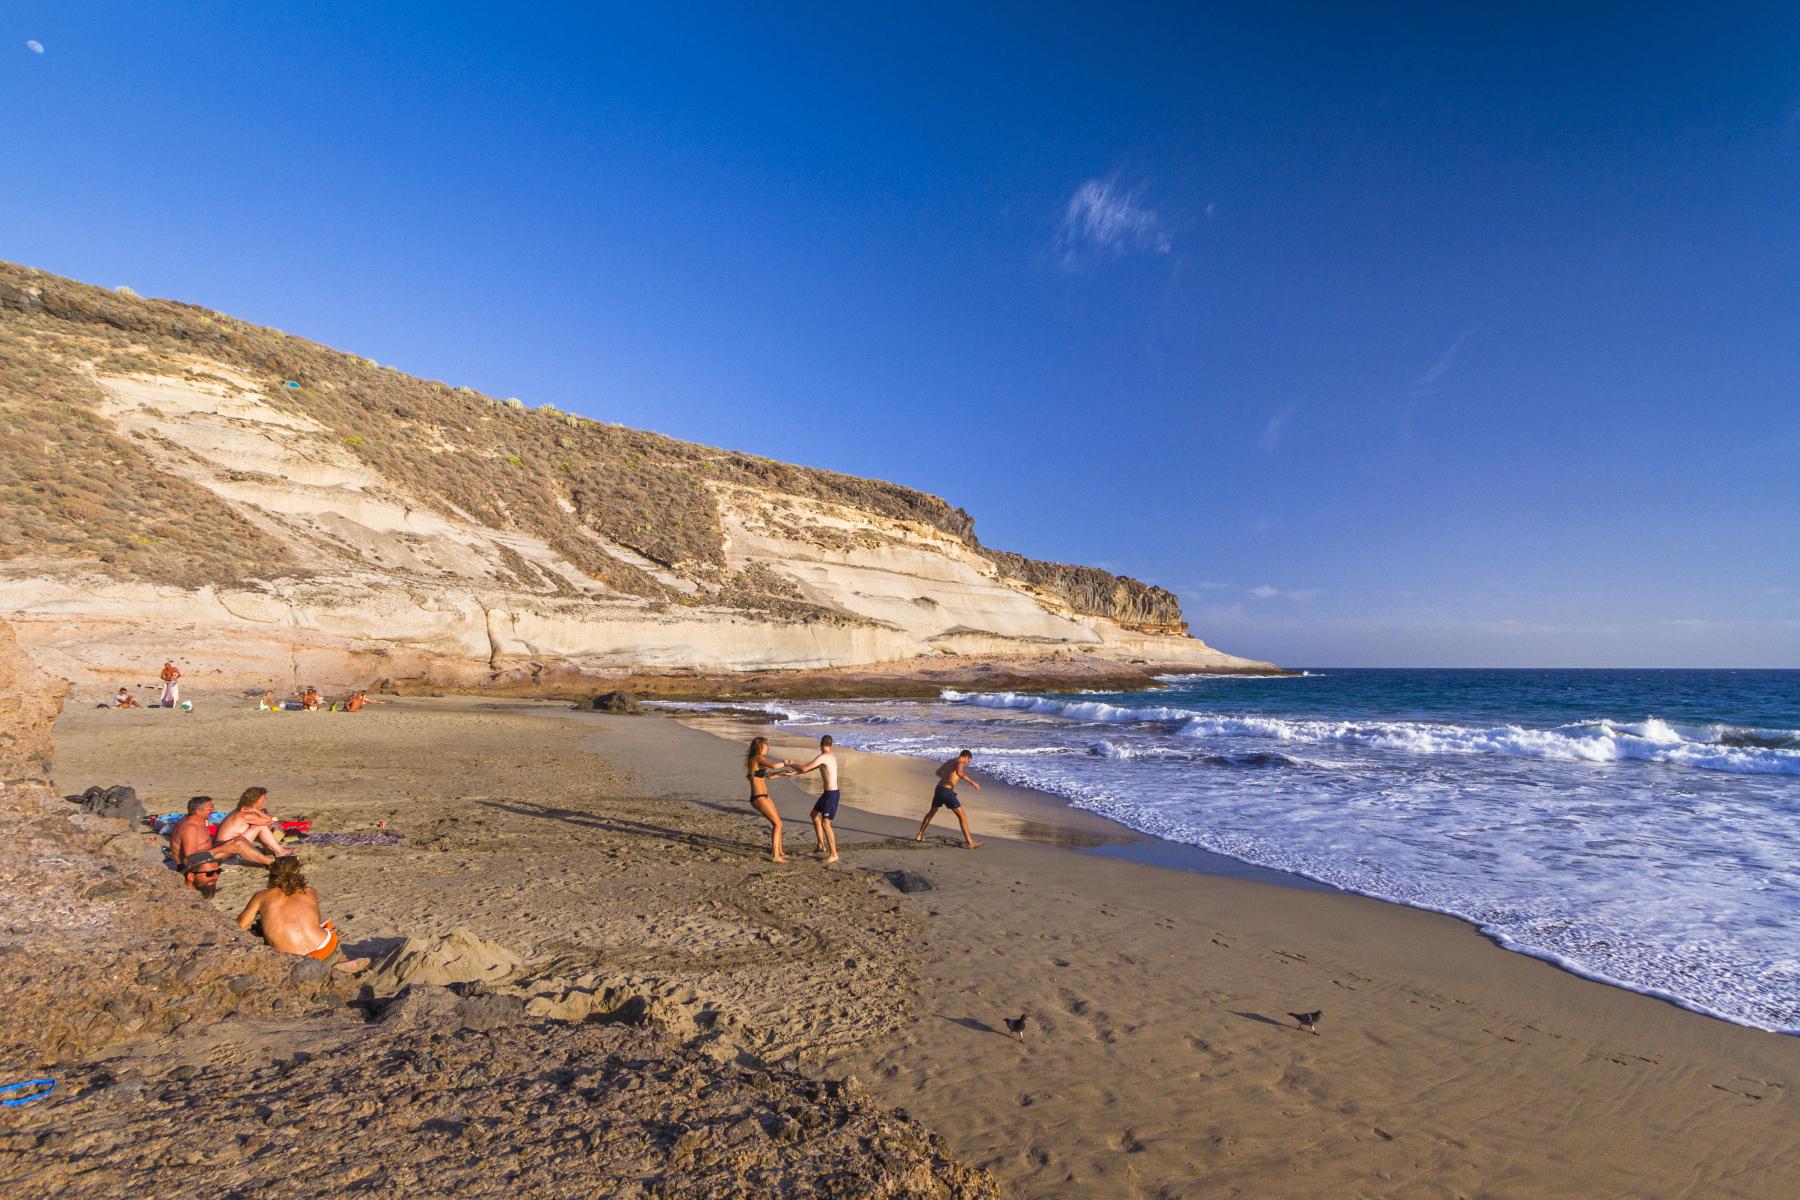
[159,659,181,708]
[235,857,368,973]
[345,690,367,712]
[301,686,321,712]
[169,795,274,869]
[181,850,224,899]
[791,735,843,863]
[214,787,292,858]
[113,687,141,709]
[744,736,795,863]
[914,750,982,849]
[257,689,277,711]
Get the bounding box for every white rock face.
[1,367,1273,688]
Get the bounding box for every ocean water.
[721,670,1800,1033]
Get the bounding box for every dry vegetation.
[0,261,1184,627]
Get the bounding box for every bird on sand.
[1288,1010,1322,1035]
[1003,1014,1030,1044]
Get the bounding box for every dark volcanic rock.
[883,869,936,894]
[590,690,643,713]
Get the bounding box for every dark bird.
[1003,1014,1030,1044]
[1288,1010,1322,1035]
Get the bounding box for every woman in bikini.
[744,736,794,863]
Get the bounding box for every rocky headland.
[1,260,1274,698]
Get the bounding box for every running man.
[236,858,368,973]
[159,659,181,708]
[914,749,982,849]
[791,735,842,863]
[744,736,794,863]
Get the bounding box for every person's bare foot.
[965,839,982,849]
[824,853,840,864]
[913,833,926,842]
[770,853,788,863]
[333,957,369,974]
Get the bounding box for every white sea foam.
[762,685,1800,1033]
[940,691,1800,776]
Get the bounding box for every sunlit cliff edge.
[0,262,1277,695]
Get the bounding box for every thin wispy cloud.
[1258,405,1295,453]
[1410,326,1478,395]
[1248,584,1323,602]
[1058,176,1171,268]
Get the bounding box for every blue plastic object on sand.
[0,1079,55,1107]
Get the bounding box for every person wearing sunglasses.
[181,850,224,899]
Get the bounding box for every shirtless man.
[792,735,843,863]
[214,787,292,858]
[345,690,367,712]
[301,686,321,712]
[914,749,982,849]
[168,795,274,870]
[159,660,181,708]
[236,858,368,973]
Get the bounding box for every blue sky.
[5,3,1797,666]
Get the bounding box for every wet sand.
[49,697,1800,1198]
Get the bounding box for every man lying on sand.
[214,787,293,858]
[169,795,275,869]
[915,750,982,849]
[236,858,368,973]
[791,735,843,863]
[113,687,141,709]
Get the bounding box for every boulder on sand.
[590,690,642,714]
[362,927,523,995]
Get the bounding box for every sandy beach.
[28,695,1800,1198]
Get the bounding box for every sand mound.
[364,927,523,993]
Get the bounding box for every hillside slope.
[0,262,1275,693]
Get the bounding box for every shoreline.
[669,694,1800,1038]
[35,694,1800,1197]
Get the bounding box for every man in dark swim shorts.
[793,735,843,863]
[915,749,982,849]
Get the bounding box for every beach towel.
[299,831,402,847]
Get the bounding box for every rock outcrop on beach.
[0,260,1273,693]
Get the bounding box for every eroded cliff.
[0,261,1273,690]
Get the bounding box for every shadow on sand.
[475,798,749,855]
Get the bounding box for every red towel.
[279,819,313,834]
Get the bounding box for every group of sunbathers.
[258,687,370,713]
[166,787,365,974]
[743,735,983,863]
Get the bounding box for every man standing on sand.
[159,659,181,708]
[791,735,843,863]
[914,749,982,849]
[236,857,368,973]
[168,796,275,870]
[214,787,292,859]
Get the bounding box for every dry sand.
[39,696,1800,1198]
